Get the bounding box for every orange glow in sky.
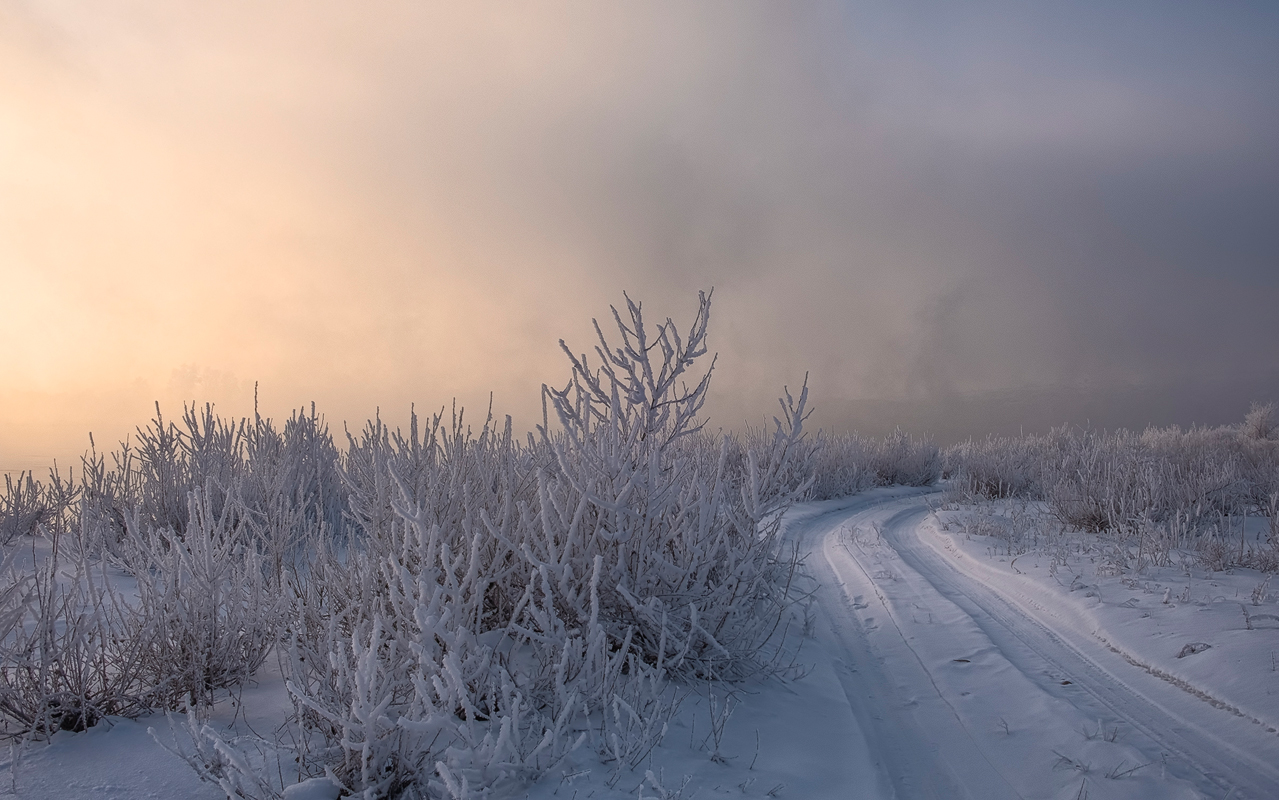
[4,2,1278,473]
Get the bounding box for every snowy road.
[794,491,1279,800]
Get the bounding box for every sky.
[2,1,1278,472]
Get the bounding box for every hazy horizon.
[4,1,1278,474]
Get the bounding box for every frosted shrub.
[77,439,136,551]
[72,399,348,560]
[0,468,79,544]
[808,433,873,500]
[1040,426,1245,534]
[282,416,609,796]
[116,486,281,709]
[278,291,815,798]
[945,405,1279,571]
[944,435,1045,500]
[243,404,350,544]
[1,472,47,545]
[948,422,1269,532]
[0,486,285,737]
[541,292,813,675]
[1243,401,1278,441]
[0,398,347,738]
[1,291,814,796]
[1040,429,1146,533]
[868,429,941,487]
[810,429,939,500]
[282,409,569,796]
[1235,436,1279,511]
[238,405,351,585]
[0,531,149,736]
[130,403,199,536]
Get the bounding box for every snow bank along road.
[791,490,1279,800]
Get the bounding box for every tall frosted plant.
[539,290,813,677]
[118,485,280,709]
[809,429,939,500]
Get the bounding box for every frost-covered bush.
[0,488,287,737]
[1,472,47,544]
[1243,401,1278,442]
[809,429,939,500]
[1,291,815,797]
[243,404,349,545]
[1040,425,1254,534]
[278,291,815,798]
[944,435,1045,500]
[0,468,78,544]
[72,400,349,558]
[116,487,282,709]
[943,404,1279,570]
[808,432,874,500]
[541,294,813,674]
[867,429,942,487]
[0,400,343,738]
[0,532,149,736]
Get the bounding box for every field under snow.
[6,486,1279,799]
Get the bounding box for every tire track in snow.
[799,492,1279,799]
[890,503,1279,798]
[792,490,1022,799]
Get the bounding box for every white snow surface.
[6,487,1279,799]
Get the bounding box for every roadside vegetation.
[3,290,1275,798]
[1,293,821,798]
[943,402,1279,572]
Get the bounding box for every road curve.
[788,490,1279,800]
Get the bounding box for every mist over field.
[3,0,1278,469]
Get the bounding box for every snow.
[280,777,342,800]
[0,718,220,799]
[923,501,1279,736]
[5,487,1279,798]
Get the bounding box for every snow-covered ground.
[5,487,1278,798]
[821,491,1279,798]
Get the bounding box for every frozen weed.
[1104,760,1151,780]
[638,769,692,800]
[150,702,287,800]
[1052,750,1091,774]
[1080,719,1120,743]
[702,687,738,764]
[1252,577,1272,606]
